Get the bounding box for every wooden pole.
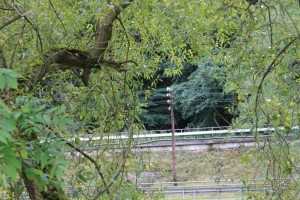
[167,87,177,186]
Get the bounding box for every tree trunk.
[22,169,69,200]
[22,172,44,200]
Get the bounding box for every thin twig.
[12,6,44,53]
[261,2,273,46]
[65,141,108,190]
[92,88,137,199]
[116,17,130,61]
[9,21,26,69]
[48,0,67,35]
[116,16,131,100]
[0,6,14,11]
[279,2,300,39]
[254,38,297,127]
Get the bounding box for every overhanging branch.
[91,1,134,59]
[32,1,136,87]
[33,48,136,87]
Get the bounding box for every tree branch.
[257,38,297,93]
[48,0,67,35]
[0,11,28,31]
[261,2,273,46]
[33,49,136,87]
[83,1,134,85]
[116,17,130,60]
[9,21,26,69]
[0,6,14,11]
[0,49,7,68]
[91,1,134,59]
[254,38,298,127]
[12,5,44,52]
[65,141,108,191]
[30,1,136,87]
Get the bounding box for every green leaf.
[51,180,62,190]
[5,76,18,89]
[13,111,23,120]
[37,176,44,190]
[33,151,41,162]
[33,169,43,176]
[1,174,8,188]
[0,68,12,74]
[2,156,21,170]
[39,174,49,184]
[48,149,62,157]
[52,116,60,127]
[0,75,5,91]
[0,147,15,157]
[25,168,35,180]
[1,118,16,133]
[22,105,31,113]
[20,149,28,158]
[3,165,17,181]
[43,114,51,126]
[55,168,63,180]
[0,135,8,144]
[54,159,69,166]
[35,115,44,124]
[45,107,58,114]
[40,153,48,169]
[50,166,57,178]
[0,68,23,78]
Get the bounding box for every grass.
[131,146,268,199]
[134,146,264,184]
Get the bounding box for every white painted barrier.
[77,126,299,141]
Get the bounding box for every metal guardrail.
[6,178,299,200]
[141,126,230,134]
[77,126,299,141]
[138,179,300,200]
[154,187,269,200]
[138,179,266,190]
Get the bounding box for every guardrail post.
[182,190,185,199]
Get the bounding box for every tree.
[173,61,235,128]
[0,1,149,199]
[140,61,234,129]
[139,61,196,130]
[1,0,300,199]
[218,1,300,198]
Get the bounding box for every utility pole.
[166,87,177,186]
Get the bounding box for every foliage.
[173,61,235,128]
[0,70,72,197]
[140,60,234,129]
[139,87,172,129]
[1,0,300,199]
[0,0,150,199]
[217,1,300,198]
